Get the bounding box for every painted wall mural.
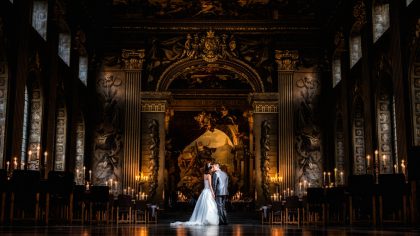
[93,72,123,186]
[294,72,322,187]
[112,0,318,20]
[173,108,247,200]
[146,31,271,91]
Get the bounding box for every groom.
[212,163,229,225]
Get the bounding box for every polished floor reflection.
[1,224,419,236]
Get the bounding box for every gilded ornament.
[275,50,299,71]
[353,0,367,27]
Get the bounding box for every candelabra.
[136,172,149,200]
[270,173,283,195]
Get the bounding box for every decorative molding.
[27,83,42,170]
[275,50,299,71]
[334,29,344,47]
[352,97,366,175]
[147,119,160,199]
[252,102,278,113]
[260,120,271,201]
[121,49,145,70]
[177,30,238,62]
[75,114,85,185]
[54,102,66,171]
[353,0,367,27]
[141,100,167,113]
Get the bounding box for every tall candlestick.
[13,157,17,170]
[340,171,344,185]
[44,151,48,165]
[83,166,86,181]
[323,171,326,186]
[334,168,338,186]
[37,145,40,160]
[366,155,371,169]
[327,172,331,187]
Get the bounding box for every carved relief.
[253,102,278,113]
[335,110,345,185]
[75,114,85,185]
[275,50,299,71]
[409,18,420,146]
[54,101,66,171]
[147,119,160,199]
[27,82,42,170]
[148,32,267,91]
[353,0,367,27]
[0,20,7,168]
[295,74,322,186]
[93,73,123,186]
[122,49,145,70]
[261,120,271,201]
[352,97,366,175]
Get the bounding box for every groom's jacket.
[212,170,229,196]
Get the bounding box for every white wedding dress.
[170,178,219,226]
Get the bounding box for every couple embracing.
[171,162,229,226]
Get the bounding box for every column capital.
[141,92,172,113]
[122,49,145,70]
[275,50,299,71]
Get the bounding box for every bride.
[171,163,219,226]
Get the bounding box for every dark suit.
[212,169,229,224]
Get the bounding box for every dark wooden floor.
[1,224,420,236]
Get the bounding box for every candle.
[382,155,386,166]
[21,162,25,170]
[6,161,10,171]
[44,151,48,164]
[327,172,331,187]
[37,145,40,160]
[28,150,32,161]
[83,166,86,181]
[323,171,326,186]
[123,188,127,195]
[394,164,397,173]
[366,155,371,168]
[401,160,406,175]
[89,170,92,182]
[299,182,302,193]
[334,168,338,186]
[340,171,344,185]
[13,157,17,169]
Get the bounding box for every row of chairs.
[0,170,159,224]
[260,174,415,226]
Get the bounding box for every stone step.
[160,211,260,224]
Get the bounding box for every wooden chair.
[378,174,407,224]
[271,201,284,224]
[348,174,376,225]
[0,169,8,223]
[9,170,41,223]
[147,204,159,224]
[45,171,74,224]
[116,195,132,224]
[325,187,347,225]
[259,205,272,224]
[133,200,147,224]
[285,196,303,226]
[90,186,111,224]
[306,187,325,225]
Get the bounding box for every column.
[250,93,278,204]
[275,50,298,191]
[141,93,171,203]
[121,49,145,192]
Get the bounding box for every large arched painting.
[169,108,248,201]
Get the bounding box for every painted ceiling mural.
[111,0,318,19]
[145,31,274,91]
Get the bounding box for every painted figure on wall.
[173,107,248,202]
